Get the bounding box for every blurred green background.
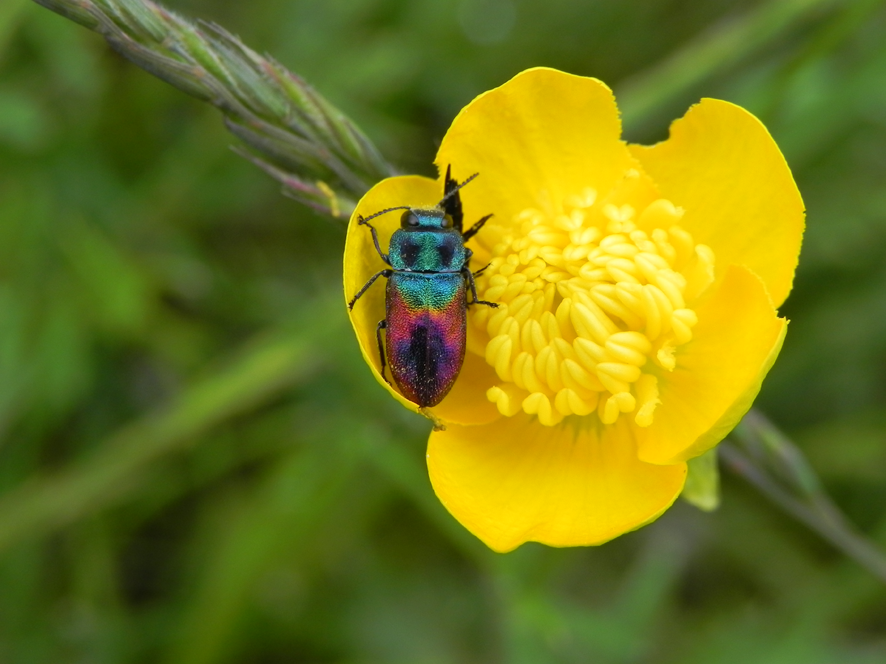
[1,0,886,661]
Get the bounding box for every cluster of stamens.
[471,178,716,427]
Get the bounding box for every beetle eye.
[401,210,420,228]
[441,214,454,229]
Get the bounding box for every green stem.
[723,409,886,584]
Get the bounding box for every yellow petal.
[630,99,804,308]
[344,175,501,425]
[427,415,687,552]
[436,67,637,251]
[431,352,501,426]
[635,265,786,465]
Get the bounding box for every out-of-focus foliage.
[2,0,886,662]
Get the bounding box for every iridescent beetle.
[348,167,497,408]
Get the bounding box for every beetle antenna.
[358,206,413,225]
[437,172,479,207]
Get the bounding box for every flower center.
[471,184,716,427]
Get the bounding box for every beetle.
[348,166,497,408]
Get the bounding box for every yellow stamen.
[472,190,716,426]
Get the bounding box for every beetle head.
[401,208,455,230]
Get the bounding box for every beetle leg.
[348,269,393,310]
[462,267,498,308]
[473,262,492,277]
[358,215,392,265]
[441,165,464,234]
[464,248,493,277]
[464,250,492,277]
[462,213,493,242]
[376,319,392,385]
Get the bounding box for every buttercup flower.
[344,68,804,552]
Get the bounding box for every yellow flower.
[344,68,804,552]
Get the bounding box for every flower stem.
[30,0,394,218]
[723,409,886,584]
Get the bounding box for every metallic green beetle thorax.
[389,228,467,272]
